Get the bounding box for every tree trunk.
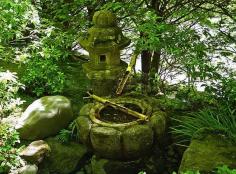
[87,5,95,23]
[151,50,161,73]
[141,50,152,93]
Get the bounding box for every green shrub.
[0,0,30,44]
[173,165,236,174]
[22,58,65,96]
[171,106,236,143]
[176,85,216,109]
[0,124,22,173]
[20,24,75,96]
[216,165,236,174]
[173,171,200,174]
[205,76,236,107]
[56,129,72,143]
[0,69,25,118]
[56,121,78,143]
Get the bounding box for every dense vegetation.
[0,0,236,173]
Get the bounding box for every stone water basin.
[76,97,167,160]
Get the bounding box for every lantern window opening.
[100,55,106,62]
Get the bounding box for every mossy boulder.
[16,96,73,140]
[179,131,236,173]
[38,138,87,174]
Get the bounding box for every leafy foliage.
[56,121,78,143]
[216,165,236,174]
[173,165,236,174]
[0,70,25,118]
[0,0,30,45]
[16,10,75,96]
[171,106,236,143]
[173,171,200,174]
[22,58,65,96]
[56,129,72,144]
[205,75,236,107]
[0,124,22,173]
[102,0,236,95]
[175,85,217,109]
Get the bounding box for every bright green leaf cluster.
[0,124,22,173]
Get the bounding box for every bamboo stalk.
[116,52,139,95]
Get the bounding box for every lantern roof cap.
[92,10,117,27]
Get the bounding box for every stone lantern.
[79,10,130,96]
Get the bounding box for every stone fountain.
[77,10,167,174]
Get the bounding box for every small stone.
[17,164,38,174]
[20,140,50,164]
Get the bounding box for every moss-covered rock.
[76,116,92,146]
[179,132,236,173]
[16,96,73,140]
[150,111,167,141]
[91,155,142,174]
[90,127,122,159]
[122,125,153,159]
[79,103,95,116]
[38,138,87,174]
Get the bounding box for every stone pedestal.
[83,61,127,96]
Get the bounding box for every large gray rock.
[20,140,50,164]
[39,138,87,174]
[16,96,73,140]
[179,131,236,173]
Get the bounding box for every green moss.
[179,133,236,173]
[92,10,117,27]
[39,138,87,174]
